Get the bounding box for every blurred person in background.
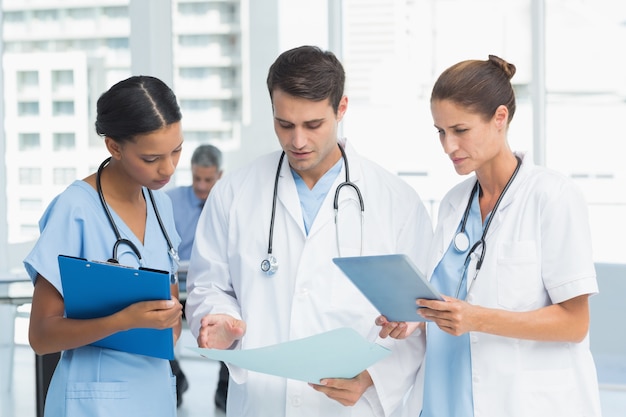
[166,144,226,410]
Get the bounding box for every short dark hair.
[95,75,182,143]
[266,45,345,113]
[191,144,222,170]
[431,55,517,124]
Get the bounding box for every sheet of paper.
[186,327,390,384]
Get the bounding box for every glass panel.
[19,198,42,211]
[53,167,77,185]
[53,133,76,151]
[52,101,75,116]
[18,102,39,116]
[19,168,42,185]
[18,133,41,151]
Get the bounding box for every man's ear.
[336,95,348,122]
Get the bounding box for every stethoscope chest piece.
[260,143,363,275]
[261,255,278,276]
[453,231,470,253]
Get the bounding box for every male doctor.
[185,45,433,417]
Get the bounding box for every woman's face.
[112,121,184,190]
[431,99,507,176]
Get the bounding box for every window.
[106,38,129,49]
[67,8,94,20]
[221,99,239,119]
[53,133,76,151]
[18,133,41,151]
[52,70,74,89]
[75,39,99,52]
[180,99,211,111]
[53,101,75,116]
[17,71,39,90]
[3,11,25,23]
[53,168,77,185]
[33,9,58,22]
[103,6,128,19]
[184,131,212,142]
[20,198,42,211]
[18,101,39,116]
[33,40,53,52]
[19,168,42,185]
[20,224,40,237]
[225,4,238,22]
[179,35,211,47]
[180,67,210,79]
[178,2,211,15]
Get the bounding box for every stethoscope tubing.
[454,155,522,298]
[262,143,364,275]
[96,157,178,267]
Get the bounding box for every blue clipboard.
[333,254,443,322]
[58,254,174,360]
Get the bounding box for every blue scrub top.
[292,158,342,235]
[166,185,204,261]
[421,189,483,417]
[24,180,181,417]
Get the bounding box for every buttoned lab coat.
[426,155,601,417]
[185,142,434,417]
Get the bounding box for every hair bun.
[488,54,516,79]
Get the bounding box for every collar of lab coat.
[275,140,363,238]
[437,152,533,266]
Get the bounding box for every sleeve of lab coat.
[184,179,250,384]
[366,196,433,416]
[185,179,242,339]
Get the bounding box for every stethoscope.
[96,157,179,280]
[261,143,364,275]
[454,156,521,298]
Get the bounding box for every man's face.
[191,164,222,201]
[271,88,347,187]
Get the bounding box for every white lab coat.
[426,154,602,417]
[186,142,433,417]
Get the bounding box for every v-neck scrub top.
[24,180,181,417]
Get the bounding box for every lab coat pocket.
[66,381,129,416]
[496,240,540,310]
[520,368,581,416]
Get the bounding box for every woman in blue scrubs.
[377,56,601,416]
[24,76,184,417]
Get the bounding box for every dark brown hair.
[431,55,516,124]
[266,45,345,113]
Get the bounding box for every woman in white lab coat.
[378,55,601,417]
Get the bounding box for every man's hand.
[308,370,373,406]
[197,313,246,349]
[375,315,424,339]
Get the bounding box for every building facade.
[1,0,245,245]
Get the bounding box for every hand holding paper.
[187,327,390,384]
